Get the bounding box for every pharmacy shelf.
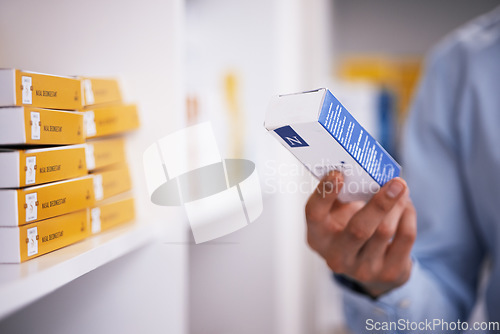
[0,221,160,320]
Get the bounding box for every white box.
[265,88,401,202]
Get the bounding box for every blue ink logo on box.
[274,125,309,147]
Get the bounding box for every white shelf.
[0,221,160,320]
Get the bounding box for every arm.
[306,40,485,333]
[389,39,485,321]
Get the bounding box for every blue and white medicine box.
[265,88,401,202]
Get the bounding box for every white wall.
[0,0,188,333]
[185,1,278,333]
[185,1,334,334]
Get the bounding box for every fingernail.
[386,179,404,198]
[324,181,333,193]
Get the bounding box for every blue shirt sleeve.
[337,23,487,334]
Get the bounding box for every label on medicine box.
[264,88,401,202]
[0,69,83,110]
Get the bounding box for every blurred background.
[0,0,498,333]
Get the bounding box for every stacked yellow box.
[81,77,138,239]
[0,69,138,263]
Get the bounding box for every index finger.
[305,170,343,224]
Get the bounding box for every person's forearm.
[339,260,468,334]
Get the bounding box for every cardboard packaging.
[83,104,139,139]
[82,77,122,107]
[92,165,132,202]
[0,145,88,188]
[85,137,127,171]
[265,88,401,202]
[0,209,90,263]
[0,176,95,227]
[0,68,82,110]
[0,106,85,146]
[90,194,135,234]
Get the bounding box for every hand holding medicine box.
[264,88,401,202]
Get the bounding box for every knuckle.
[353,266,373,283]
[347,224,370,241]
[378,272,393,284]
[328,222,344,235]
[400,228,417,244]
[342,256,356,269]
[368,260,383,274]
[371,195,392,214]
[375,223,396,240]
[380,267,400,283]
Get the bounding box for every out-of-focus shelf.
[0,221,161,320]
